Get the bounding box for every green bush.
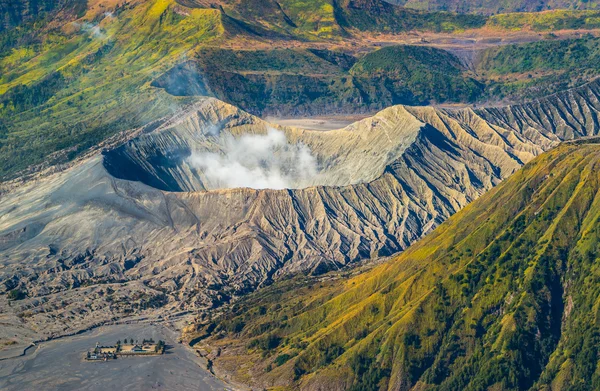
[274,353,293,366]
[7,289,26,300]
[248,334,282,351]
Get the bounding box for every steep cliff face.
[151,46,484,117]
[1,80,600,342]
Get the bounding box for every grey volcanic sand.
[0,323,232,391]
[265,116,367,131]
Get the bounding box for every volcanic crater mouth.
[102,100,423,192]
[102,127,319,192]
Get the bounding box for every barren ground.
[0,323,234,391]
[264,114,371,131]
[217,28,600,60]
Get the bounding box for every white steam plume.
[188,128,318,190]
[72,21,107,39]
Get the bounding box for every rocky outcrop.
[2,80,600,341]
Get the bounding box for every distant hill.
[152,45,484,116]
[388,0,599,14]
[198,137,600,390]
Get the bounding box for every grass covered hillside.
[196,140,600,390]
[331,0,485,33]
[486,9,600,31]
[390,0,599,15]
[0,0,227,179]
[0,0,86,32]
[153,45,483,115]
[349,45,483,104]
[476,35,600,101]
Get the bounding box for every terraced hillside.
[197,139,600,391]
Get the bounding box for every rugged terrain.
[6,3,600,387]
[3,78,600,352]
[196,138,600,391]
[3,0,600,179]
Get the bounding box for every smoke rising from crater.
[189,128,318,190]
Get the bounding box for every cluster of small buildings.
[86,339,165,361]
[87,343,117,361]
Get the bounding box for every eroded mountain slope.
[196,139,600,390]
[1,80,600,346]
[477,78,600,138]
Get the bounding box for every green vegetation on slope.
[218,0,343,39]
[333,0,486,33]
[199,140,600,390]
[350,45,483,103]
[476,35,600,101]
[0,0,86,32]
[391,0,599,15]
[212,0,600,35]
[0,0,225,178]
[182,0,488,38]
[151,47,361,115]
[478,35,600,74]
[154,45,483,115]
[195,48,347,75]
[487,9,600,31]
